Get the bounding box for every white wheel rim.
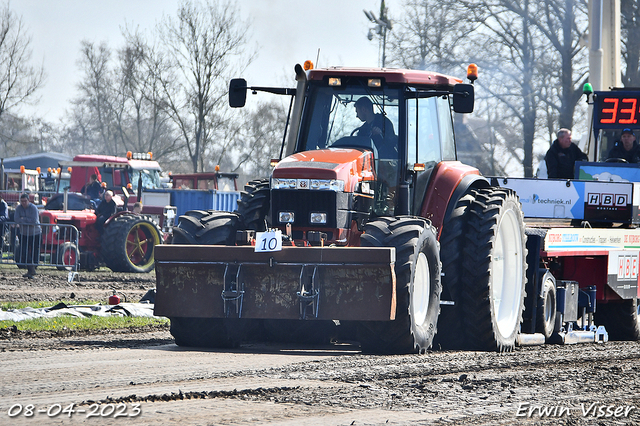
[543,279,554,325]
[491,207,523,338]
[413,252,430,326]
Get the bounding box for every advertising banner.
[494,177,633,223]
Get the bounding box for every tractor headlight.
[272,178,345,192]
[271,178,296,189]
[310,212,327,224]
[329,179,344,191]
[278,211,295,223]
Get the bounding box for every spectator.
[544,128,588,179]
[14,193,41,278]
[606,129,640,163]
[81,174,103,200]
[0,194,8,241]
[132,202,143,214]
[95,190,117,234]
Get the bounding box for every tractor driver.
[95,190,117,234]
[353,96,399,214]
[353,97,397,159]
[606,128,640,163]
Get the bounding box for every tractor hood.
[272,148,375,192]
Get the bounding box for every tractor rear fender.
[154,245,396,321]
[418,161,489,236]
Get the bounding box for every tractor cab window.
[596,129,640,162]
[438,95,456,160]
[299,84,400,160]
[407,97,440,167]
[407,94,456,166]
[100,168,115,188]
[216,176,236,191]
[299,84,401,216]
[197,179,215,190]
[130,169,162,191]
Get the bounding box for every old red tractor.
[41,192,163,272]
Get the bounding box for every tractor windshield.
[595,129,640,162]
[298,84,400,160]
[130,169,162,191]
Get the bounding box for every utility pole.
[364,1,392,67]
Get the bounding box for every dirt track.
[1,266,640,425]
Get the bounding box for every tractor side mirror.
[229,78,247,108]
[121,186,130,211]
[452,84,474,113]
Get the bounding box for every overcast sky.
[11,0,402,122]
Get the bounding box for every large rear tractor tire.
[595,299,640,341]
[101,215,162,273]
[236,179,270,231]
[357,217,442,354]
[172,211,240,245]
[460,188,527,352]
[433,192,476,350]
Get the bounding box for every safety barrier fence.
[0,222,80,272]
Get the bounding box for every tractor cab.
[229,64,475,242]
[293,72,468,217]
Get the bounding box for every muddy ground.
[1,265,640,425]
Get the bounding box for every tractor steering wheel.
[605,158,628,163]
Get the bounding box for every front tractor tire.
[56,242,79,271]
[460,188,527,352]
[101,215,162,273]
[357,217,442,354]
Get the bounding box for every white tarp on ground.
[0,303,163,322]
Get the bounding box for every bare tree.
[0,2,45,119]
[153,0,253,172]
[230,100,287,179]
[621,0,640,87]
[72,41,119,154]
[388,0,477,74]
[114,33,180,159]
[464,0,549,177]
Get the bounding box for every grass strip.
[1,300,168,331]
[0,315,168,332]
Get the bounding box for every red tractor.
[41,192,163,273]
[154,63,529,354]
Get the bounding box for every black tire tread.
[595,299,640,341]
[433,192,475,350]
[460,188,527,352]
[236,178,270,231]
[172,211,240,245]
[101,214,162,273]
[358,217,441,354]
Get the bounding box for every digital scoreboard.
[593,91,640,129]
